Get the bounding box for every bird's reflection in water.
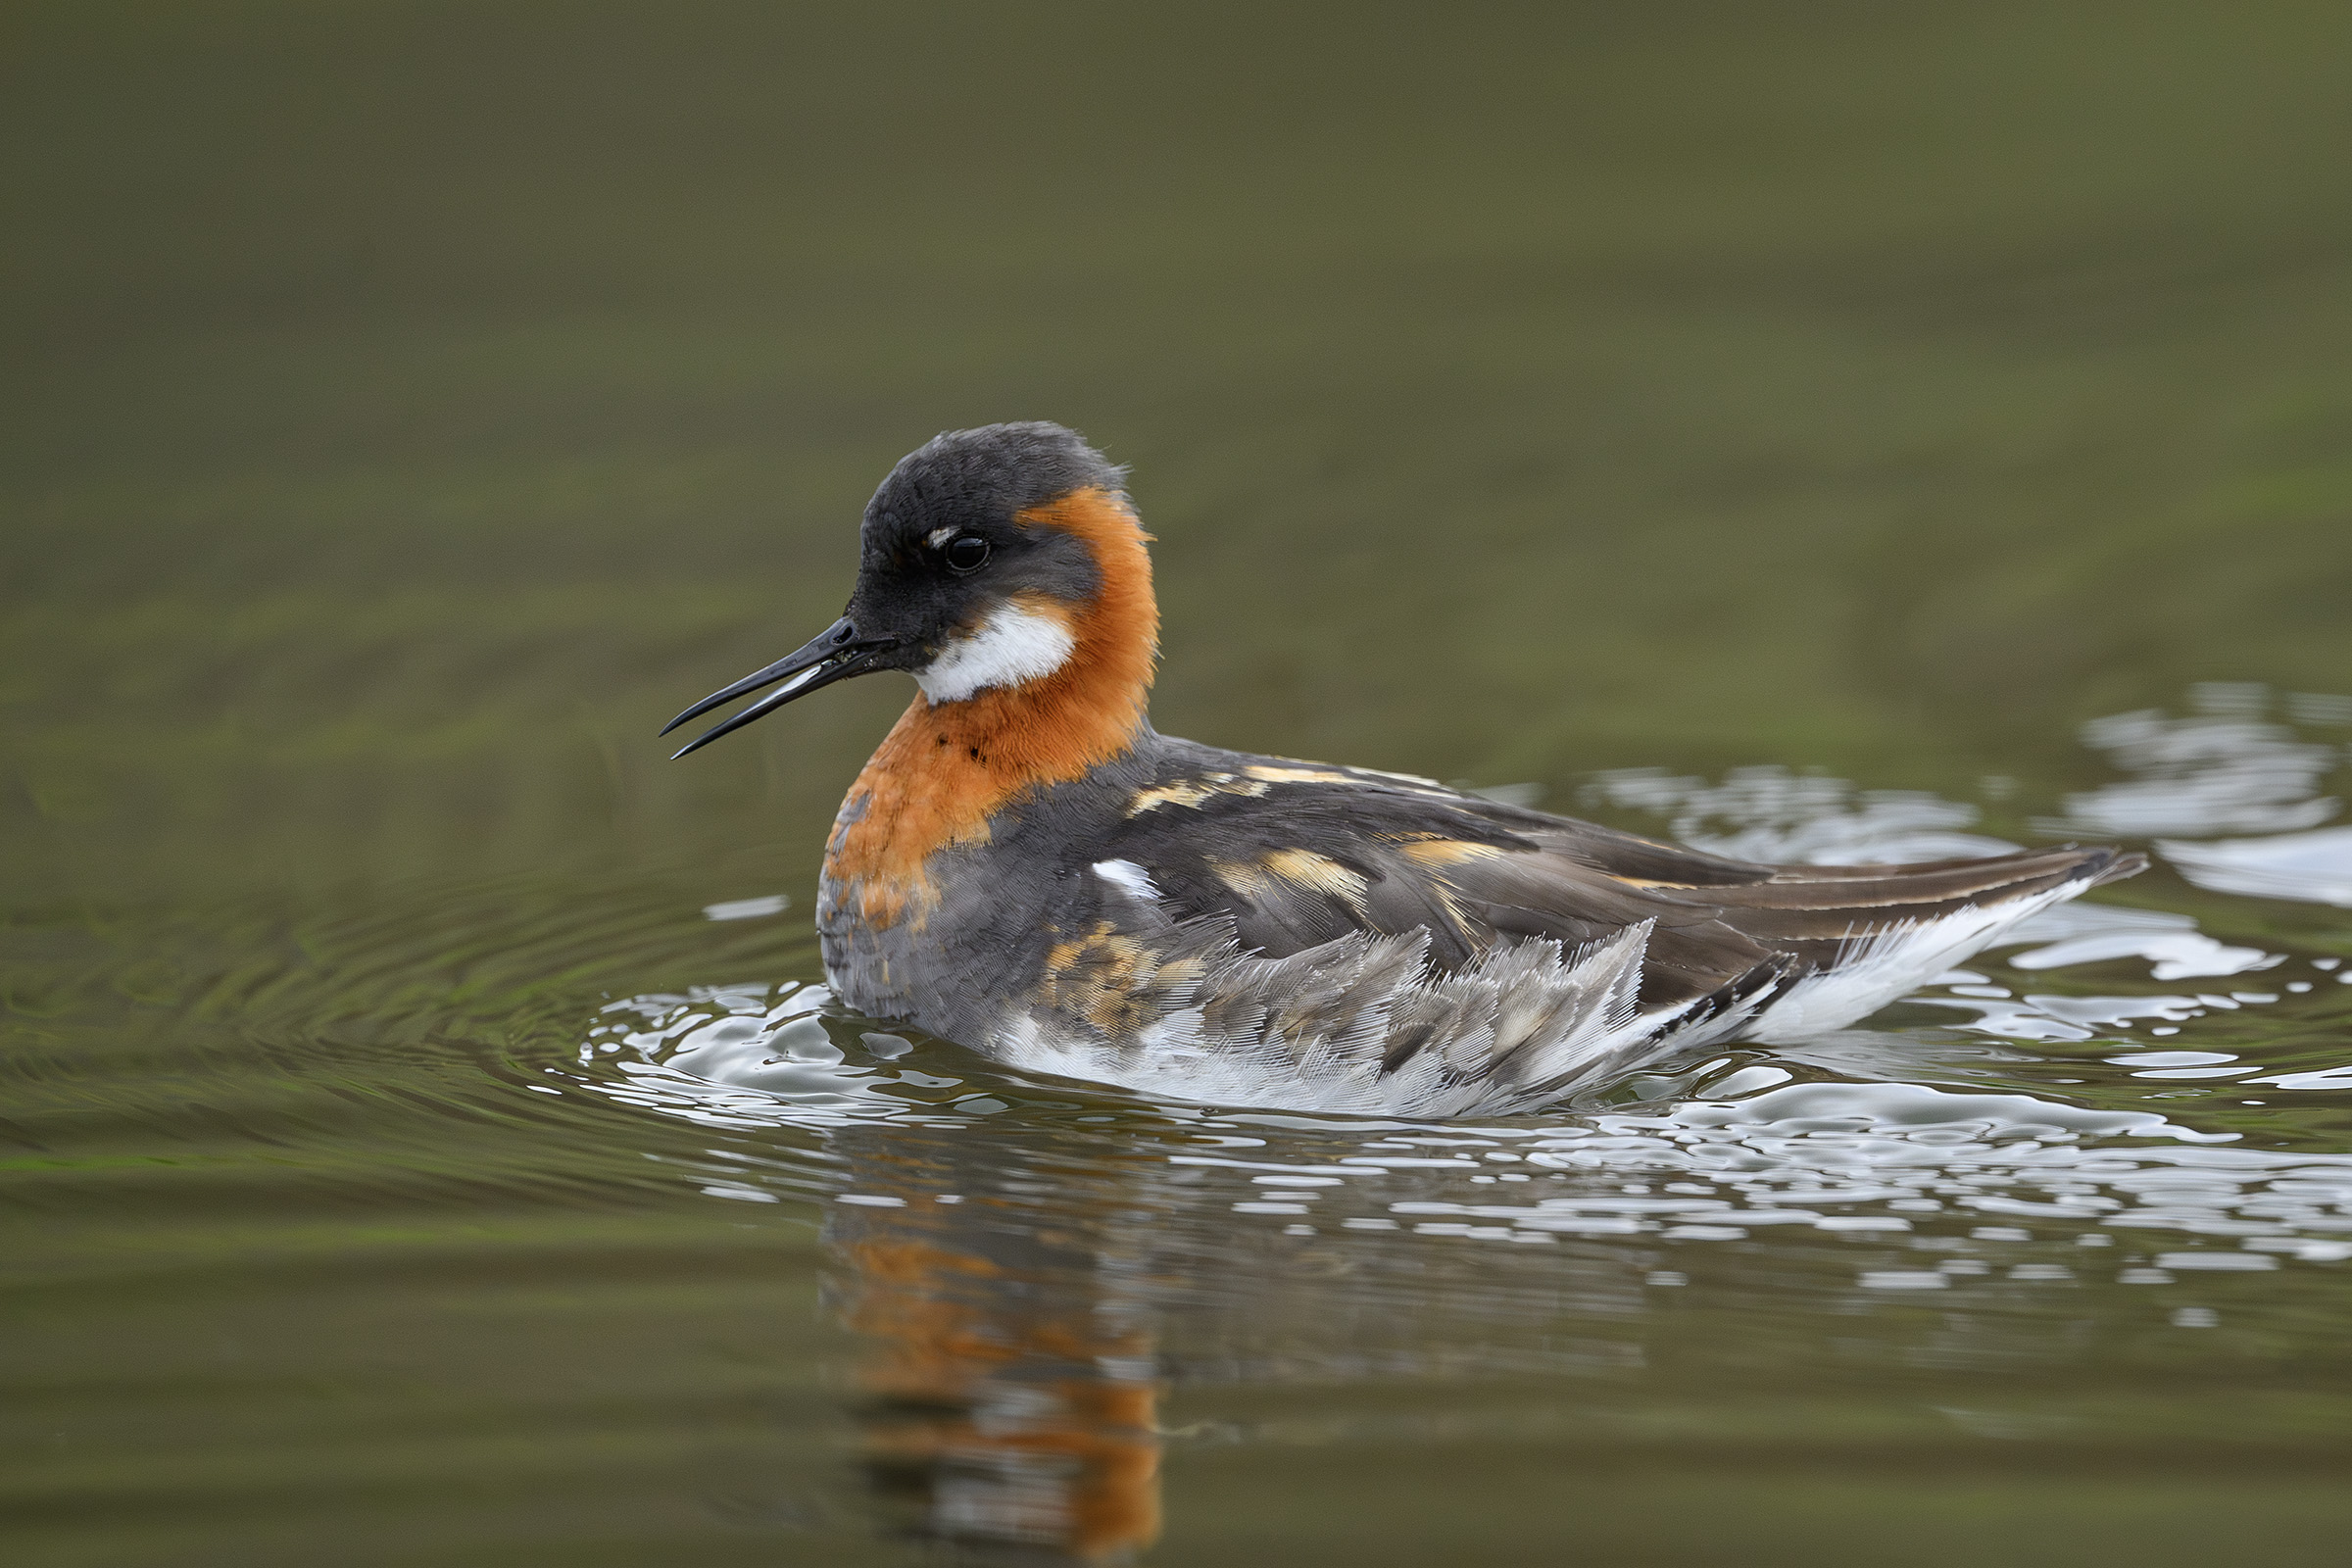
[823,1124,1162,1564]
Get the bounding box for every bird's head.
[664,422,1157,757]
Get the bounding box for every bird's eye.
[944,535,991,573]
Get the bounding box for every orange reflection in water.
[830,1170,1162,1563]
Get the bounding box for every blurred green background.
[10,0,2351,908]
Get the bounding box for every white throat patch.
[915,601,1078,704]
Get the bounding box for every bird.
[662,422,2145,1117]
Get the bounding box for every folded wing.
[1103,760,2143,1015]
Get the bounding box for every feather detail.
[996,917,1693,1116]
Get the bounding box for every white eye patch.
[915,601,1077,704]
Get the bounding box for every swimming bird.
[663,422,2144,1115]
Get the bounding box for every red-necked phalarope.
[664,422,2143,1115]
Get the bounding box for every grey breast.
[817,742,1171,1047]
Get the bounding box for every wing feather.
[1103,755,2143,1013]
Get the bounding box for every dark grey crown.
[862,423,1127,550]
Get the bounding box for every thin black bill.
[661,616,884,759]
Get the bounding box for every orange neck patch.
[827,487,1159,925]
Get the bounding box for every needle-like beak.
[661,616,889,759]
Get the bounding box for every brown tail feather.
[2086,847,2151,886]
[1706,844,2144,966]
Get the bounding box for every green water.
[8,3,2352,1562]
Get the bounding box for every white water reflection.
[1580,766,2017,864]
[1999,900,2273,981]
[2046,685,2352,906]
[582,983,980,1129]
[2161,826,2352,908]
[570,982,2352,1285]
[2041,682,2345,839]
[1589,686,2352,866]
